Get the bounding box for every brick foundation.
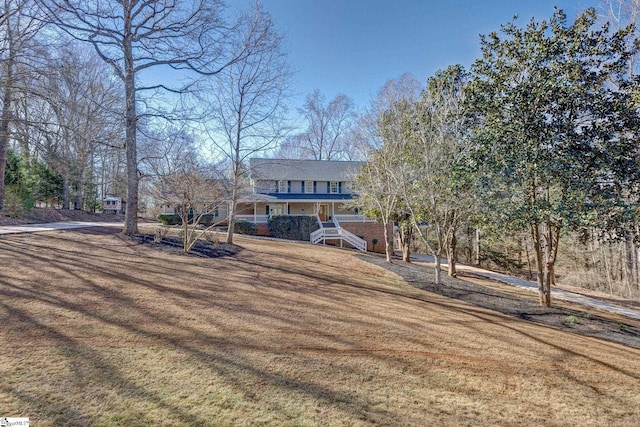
[256,223,270,236]
[340,222,392,253]
[253,220,391,254]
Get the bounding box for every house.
[233,158,388,252]
[102,196,125,215]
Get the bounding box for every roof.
[250,158,365,182]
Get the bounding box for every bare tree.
[202,3,291,244]
[280,90,355,160]
[599,0,640,76]
[0,0,44,208]
[597,0,640,291]
[36,0,249,234]
[353,74,421,262]
[401,66,469,285]
[35,42,122,210]
[145,128,226,253]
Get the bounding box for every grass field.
[1,226,639,426]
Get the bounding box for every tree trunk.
[434,253,442,285]
[122,15,138,235]
[225,150,242,245]
[183,202,189,253]
[531,222,550,306]
[401,242,410,262]
[226,197,236,244]
[474,227,481,266]
[0,82,11,210]
[62,172,70,209]
[383,219,392,262]
[447,233,457,277]
[625,235,637,292]
[0,19,14,210]
[226,103,245,245]
[75,174,83,210]
[399,222,412,262]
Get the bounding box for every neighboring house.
[234,158,387,252]
[102,196,125,215]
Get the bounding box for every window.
[304,181,313,193]
[278,180,288,193]
[330,181,339,194]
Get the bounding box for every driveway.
[0,221,123,235]
[408,253,640,321]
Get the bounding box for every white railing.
[333,214,375,223]
[309,226,367,252]
[235,214,269,223]
[339,228,367,252]
[310,228,325,244]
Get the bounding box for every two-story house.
[236,158,362,221]
[159,158,390,252]
[232,158,387,252]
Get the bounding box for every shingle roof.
[250,158,365,182]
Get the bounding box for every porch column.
[253,202,256,223]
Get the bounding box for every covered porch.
[234,196,372,225]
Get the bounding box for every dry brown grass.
[1,226,639,426]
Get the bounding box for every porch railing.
[235,214,269,223]
[333,214,374,223]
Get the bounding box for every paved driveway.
[0,221,123,235]
[409,253,640,321]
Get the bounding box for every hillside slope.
[0,227,639,426]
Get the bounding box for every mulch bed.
[128,234,240,258]
[359,254,640,349]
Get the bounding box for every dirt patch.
[359,255,640,348]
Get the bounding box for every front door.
[318,204,329,222]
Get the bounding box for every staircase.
[310,216,367,252]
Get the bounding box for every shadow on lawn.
[0,230,408,425]
[1,228,639,426]
[356,254,640,350]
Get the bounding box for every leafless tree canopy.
[32,0,250,234]
[201,2,291,244]
[278,90,356,161]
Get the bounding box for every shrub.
[268,215,319,241]
[234,220,258,235]
[199,214,219,226]
[154,226,169,243]
[565,315,579,324]
[157,213,181,226]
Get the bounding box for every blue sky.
[231,0,598,112]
